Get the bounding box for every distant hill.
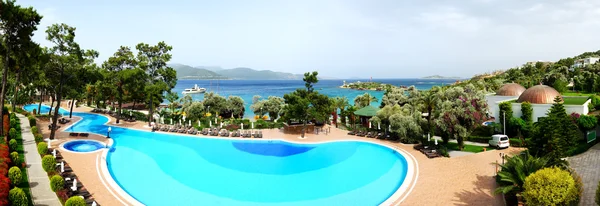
[215,67,303,80]
[170,64,226,79]
[421,75,461,79]
[195,66,224,72]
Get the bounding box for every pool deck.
[39,103,521,205]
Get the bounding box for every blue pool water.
[23,104,69,116]
[24,104,409,205]
[63,140,105,152]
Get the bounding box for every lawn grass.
[562,96,589,105]
[444,142,496,153]
[14,121,34,206]
[561,92,595,97]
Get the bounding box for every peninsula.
[339,80,399,91]
[421,75,462,79]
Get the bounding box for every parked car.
[489,134,510,149]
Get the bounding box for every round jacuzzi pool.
[62,140,106,153]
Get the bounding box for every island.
[421,75,462,79]
[339,80,401,91]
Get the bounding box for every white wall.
[489,97,591,123]
[486,94,518,123]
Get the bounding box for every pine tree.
[529,96,581,161]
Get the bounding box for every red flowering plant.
[435,84,488,150]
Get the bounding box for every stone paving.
[17,114,62,206]
[569,143,600,206]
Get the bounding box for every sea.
[171,79,457,118]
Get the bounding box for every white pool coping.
[26,105,418,206]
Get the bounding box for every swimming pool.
[23,104,69,116]
[62,140,106,153]
[24,104,412,205]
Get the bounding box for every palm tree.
[346,106,358,130]
[334,96,350,127]
[354,93,378,108]
[495,151,551,195]
[420,87,440,135]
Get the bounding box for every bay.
[171,79,457,118]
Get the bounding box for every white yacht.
[182,84,206,94]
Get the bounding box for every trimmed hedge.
[8,167,21,186]
[34,134,43,143]
[523,167,578,205]
[8,187,27,206]
[8,128,16,140]
[9,152,19,166]
[467,136,492,143]
[30,126,38,134]
[37,142,48,155]
[49,175,64,192]
[65,196,86,206]
[8,139,16,152]
[509,138,525,147]
[596,180,600,206]
[41,155,55,173]
[27,116,36,127]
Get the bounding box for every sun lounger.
[347,130,356,135]
[219,129,229,137]
[256,131,263,138]
[201,128,209,135]
[356,131,365,137]
[69,133,79,136]
[78,133,89,137]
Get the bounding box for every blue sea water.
[172,79,456,117]
[23,104,411,205]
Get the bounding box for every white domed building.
[486,84,591,123]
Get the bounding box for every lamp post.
[503,111,506,135]
[107,127,112,138]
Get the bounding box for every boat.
[182,84,206,94]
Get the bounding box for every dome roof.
[517,85,562,104]
[496,83,526,96]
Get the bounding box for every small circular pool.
[62,140,106,153]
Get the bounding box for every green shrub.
[578,115,598,131]
[509,138,524,147]
[30,126,38,134]
[8,187,27,206]
[8,166,21,186]
[8,139,17,151]
[41,155,56,173]
[590,95,600,110]
[439,145,449,157]
[10,152,20,166]
[34,134,43,143]
[65,196,86,206]
[50,175,64,192]
[27,116,36,127]
[523,167,578,205]
[596,180,600,206]
[521,101,533,123]
[37,142,48,155]
[9,119,17,130]
[8,128,16,140]
[467,135,492,143]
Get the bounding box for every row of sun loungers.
[348,130,386,138]
[69,133,89,137]
[91,108,136,122]
[53,150,99,205]
[413,144,442,158]
[58,118,71,124]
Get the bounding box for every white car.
[489,134,510,149]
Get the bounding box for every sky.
[17,0,600,79]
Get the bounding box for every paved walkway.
[17,114,62,206]
[569,143,600,206]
